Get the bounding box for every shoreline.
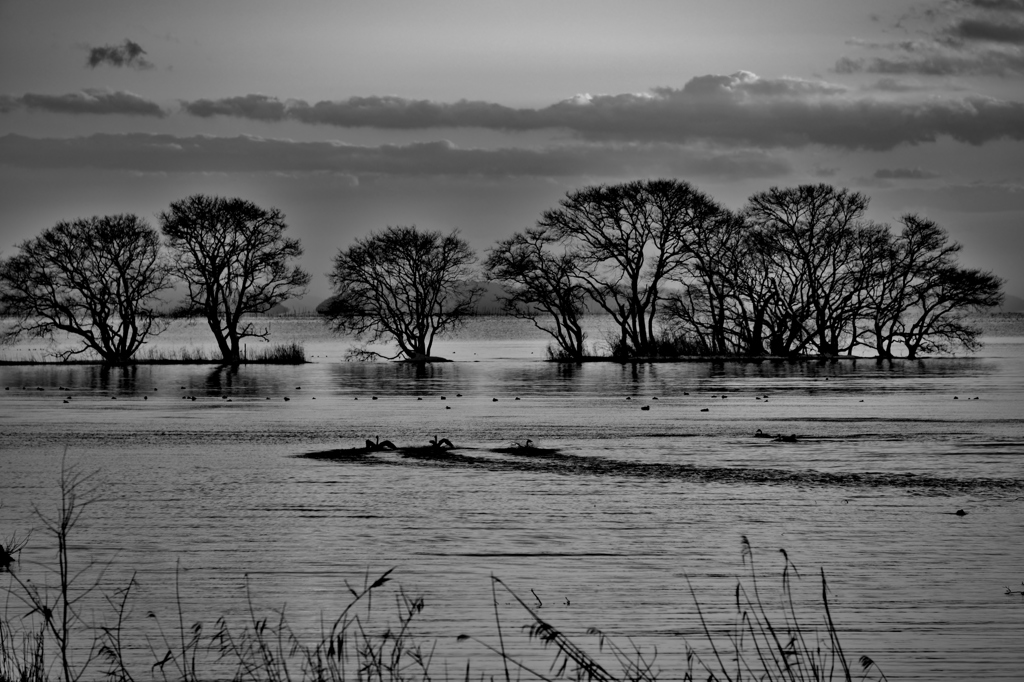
[0,353,981,366]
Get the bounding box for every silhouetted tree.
[744,185,875,356]
[539,179,724,358]
[485,227,588,360]
[324,226,482,361]
[0,214,171,363]
[160,195,310,364]
[665,210,748,355]
[864,215,1003,359]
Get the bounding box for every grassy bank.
[1,466,887,682]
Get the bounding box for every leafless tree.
[538,179,724,358]
[664,210,749,355]
[0,214,171,364]
[485,227,588,360]
[863,215,1003,359]
[324,226,482,361]
[744,185,875,356]
[160,195,310,364]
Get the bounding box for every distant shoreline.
[0,353,985,367]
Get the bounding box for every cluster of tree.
[0,195,309,364]
[323,181,1002,362]
[2,181,1002,365]
[486,181,1003,360]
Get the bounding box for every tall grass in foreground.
[2,466,886,682]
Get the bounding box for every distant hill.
[314,287,1024,318]
[997,294,1024,313]
[315,281,509,317]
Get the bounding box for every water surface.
[2,317,1022,680]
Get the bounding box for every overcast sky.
[2,0,1022,305]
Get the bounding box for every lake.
[2,315,1023,680]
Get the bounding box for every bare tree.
[324,226,482,361]
[485,227,588,360]
[160,195,310,364]
[744,185,874,356]
[0,214,171,364]
[864,215,1003,359]
[665,210,749,355]
[538,179,723,358]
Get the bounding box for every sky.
[1,0,1023,307]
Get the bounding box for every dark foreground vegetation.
[1,465,888,682]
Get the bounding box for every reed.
[243,342,306,364]
[2,472,885,682]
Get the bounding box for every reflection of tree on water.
[86,364,138,394]
[204,364,239,394]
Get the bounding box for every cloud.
[862,77,968,92]
[837,1,1024,76]
[181,94,288,121]
[178,73,1024,151]
[86,39,154,70]
[873,167,941,179]
[6,89,165,117]
[958,0,1024,12]
[950,17,1024,43]
[0,133,790,182]
[892,181,1024,212]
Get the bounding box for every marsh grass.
[2,472,884,682]
[0,342,305,366]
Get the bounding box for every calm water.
[2,316,1023,680]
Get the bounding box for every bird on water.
[365,436,397,451]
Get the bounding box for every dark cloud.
[87,39,154,70]
[836,46,1024,76]
[873,167,941,179]
[960,0,1024,12]
[182,94,288,121]
[179,72,1024,151]
[838,1,1024,76]
[949,17,1024,43]
[893,181,1024,212]
[0,133,790,182]
[11,90,165,117]
[863,77,968,92]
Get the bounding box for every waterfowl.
[429,436,455,449]
[774,434,798,443]
[754,429,772,438]
[365,436,397,451]
[955,509,968,516]
[640,405,650,411]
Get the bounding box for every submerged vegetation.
[1,467,888,682]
